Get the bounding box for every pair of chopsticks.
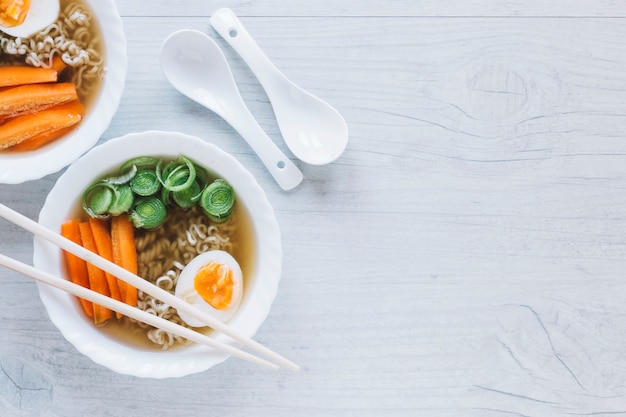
[0,203,299,372]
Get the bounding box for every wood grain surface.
[1,1,626,416]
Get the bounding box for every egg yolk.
[193,261,234,310]
[0,0,31,28]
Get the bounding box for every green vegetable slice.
[82,181,116,219]
[108,184,134,216]
[173,180,202,208]
[173,163,208,208]
[130,197,167,229]
[102,156,160,186]
[160,186,172,207]
[103,164,137,185]
[119,156,160,174]
[157,156,196,192]
[130,168,160,196]
[200,179,235,223]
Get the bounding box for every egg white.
[1,0,60,38]
[174,250,243,327]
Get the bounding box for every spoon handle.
[223,100,303,191]
[208,13,304,190]
[210,8,287,94]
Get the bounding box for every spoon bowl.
[211,8,349,165]
[160,29,303,191]
[273,82,349,165]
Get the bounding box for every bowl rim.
[34,130,283,378]
[0,0,127,184]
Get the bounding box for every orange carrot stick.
[89,218,124,319]
[111,215,138,307]
[0,100,83,149]
[7,125,74,152]
[7,100,84,151]
[0,66,58,88]
[49,55,67,73]
[0,82,78,117]
[60,220,94,318]
[79,222,113,325]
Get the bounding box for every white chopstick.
[0,252,278,371]
[0,203,299,371]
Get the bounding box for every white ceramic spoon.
[160,29,303,191]
[211,8,349,166]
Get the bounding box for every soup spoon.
[160,29,303,191]
[210,8,349,166]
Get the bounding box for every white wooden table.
[1,1,626,415]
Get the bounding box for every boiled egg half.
[175,250,243,327]
[0,0,60,38]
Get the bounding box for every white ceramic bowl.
[33,131,283,378]
[0,0,126,184]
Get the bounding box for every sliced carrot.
[49,55,67,73]
[0,82,78,117]
[89,218,124,319]
[8,125,74,151]
[79,222,113,325]
[111,215,138,307]
[7,100,84,151]
[60,220,94,318]
[0,66,58,88]
[0,100,83,149]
